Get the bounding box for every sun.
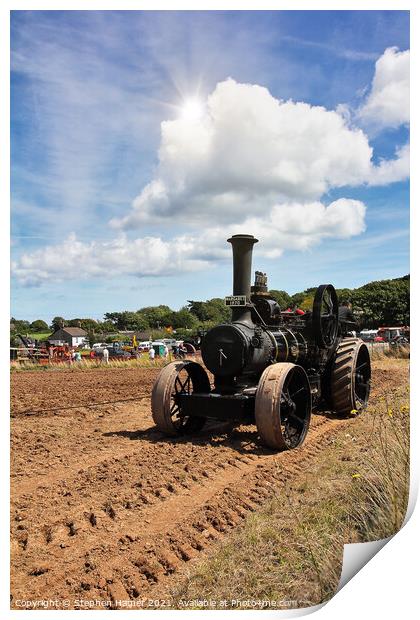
[180,98,204,121]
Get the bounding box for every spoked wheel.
[330,338,371,415]
[312,284,339,348]
[255,363,312,450]
[151,361,210,436]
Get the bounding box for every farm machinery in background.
[152,234,371,451]
[375,326,410,345]
[10,338,76,364]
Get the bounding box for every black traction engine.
[151,234,371,450]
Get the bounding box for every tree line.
[269,275,409,328]
[11,274,409,340]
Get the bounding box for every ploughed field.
[10,361,408,609]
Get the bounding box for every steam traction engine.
[152,235,371,450]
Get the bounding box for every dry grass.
[351,385,410,540]
[384,345,410,359]
[370,344,410,360]
[9,356,196,372]
[169,364,410,610]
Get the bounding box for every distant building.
[48,327,87,347]
[135,331,152,341]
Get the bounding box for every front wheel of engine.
[255,363,312,451]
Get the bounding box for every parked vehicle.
[92,342,132,359]
[375,327,405,343]
[359,329,378,342]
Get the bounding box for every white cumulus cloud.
[368,143,410,186]
[358,47,410,129]
[12,198,366,285]
[113,79,374,229]
[14,76,409,285]
[12,234,212,286]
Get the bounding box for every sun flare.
[180,98,204,121]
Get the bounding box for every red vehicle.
[375,327,408,343]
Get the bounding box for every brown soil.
[10,367,158,416]
[10,362,408,610]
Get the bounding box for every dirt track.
[10,362,408,609]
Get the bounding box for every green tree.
[51,316,65,331]
[352,276,409,328]
[103,312,121,327]
[335,288,353,304]
[104,311,149,331]
[88,330,95,348]
[170,307,199,330]
[136,305,172,329]
[120,312,149,331]
[187,301,207,322]
[300,295,315,311]
[80,319,99,332]
[289,287,318,309]
[10,333,21,347]
[67,318,98,332]
[98,320,116,333]
[289,292,305,307]
[187,298,230,324]
[268,290,292,310]
[30,319,49,332]
[10,318,31,334]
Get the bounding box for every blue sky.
[11,10,409,322]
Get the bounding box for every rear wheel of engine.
[330,338,371,415]
[255,363,312,451]
[151,361,210,435]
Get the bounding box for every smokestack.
[227,234,258,323]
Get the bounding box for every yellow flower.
[350,409,358,415]
[387,409,393,417]
[352,473,361,479]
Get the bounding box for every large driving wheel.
[255,363,312,450]
[312,284,339,348]
[151,361,210,435]
[330,338,371,415]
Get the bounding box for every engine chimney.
[227,234,258,323]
